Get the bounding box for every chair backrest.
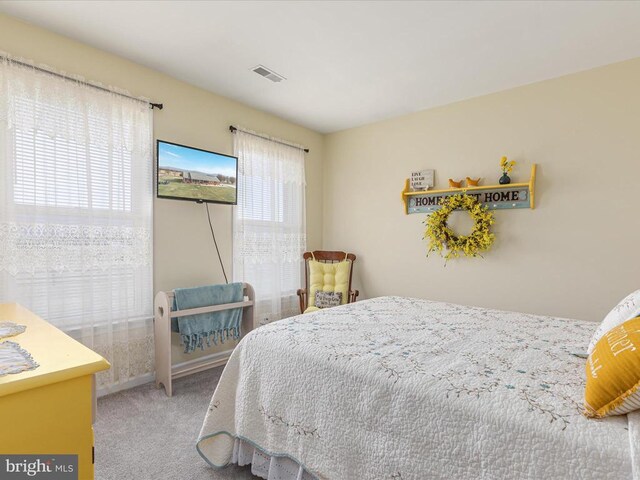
[301,251,356,311]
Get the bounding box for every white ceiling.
[2,1,640,133]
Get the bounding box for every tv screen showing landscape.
[157,140,238,205]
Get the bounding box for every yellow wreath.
[424,193,495,261]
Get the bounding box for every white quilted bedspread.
[197,296,636,480]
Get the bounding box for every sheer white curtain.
[233,129,306,325]
[0,55,154,394]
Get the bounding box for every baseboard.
[171,349,233,378]
[96,350,233,398]
[97,373,155,398]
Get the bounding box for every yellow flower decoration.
[424,193,495,262]
[500,156,516,174]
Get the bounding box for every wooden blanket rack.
[153,283,255,397]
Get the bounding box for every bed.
[197,296,640,479]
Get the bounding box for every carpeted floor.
[95,366,255,480]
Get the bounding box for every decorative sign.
[401,164,536,215]
[410,169,434,191]
[407,186,529,214]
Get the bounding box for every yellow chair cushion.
[307,259,351,309]
[584,316,640,418]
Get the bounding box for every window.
[12,97,135,211]
[238,175,283,223]
[232,129,306,323]
[0,56,153,392]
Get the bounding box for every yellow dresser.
[0,303,110,480]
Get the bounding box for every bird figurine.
[466,177,481,186]
[448,178,463,188]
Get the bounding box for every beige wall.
[0,14,324,361]
[324,59,640,322]
[3,13,639,330]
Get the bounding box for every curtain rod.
[229,125,309,153]
[2,55,163,110]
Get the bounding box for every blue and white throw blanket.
[198,296,640,480]
[172,283,244,354]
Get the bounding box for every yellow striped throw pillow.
[584,316,640,418]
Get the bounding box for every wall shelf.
[401,164,536,215]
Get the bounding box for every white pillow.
[588,290,640,354]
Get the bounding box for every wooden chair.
[297,251,359,314]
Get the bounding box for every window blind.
[0,55,154,392]
[233,129,306,323]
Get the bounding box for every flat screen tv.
[157,140,238,205]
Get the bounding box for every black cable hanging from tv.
[229,125,309,153]
[205,203,229,284]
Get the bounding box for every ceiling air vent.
[252,65,285,83]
